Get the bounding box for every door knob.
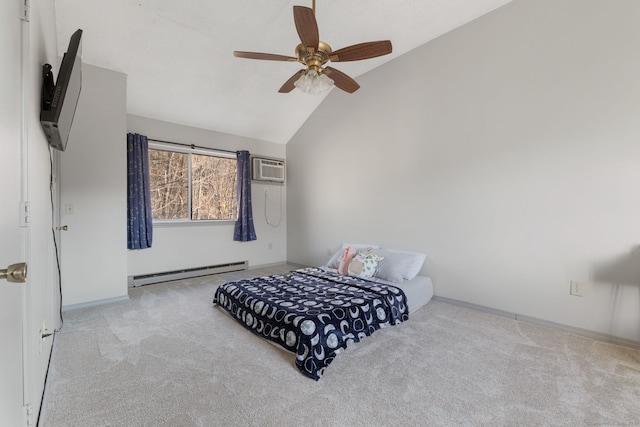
[1,262,27,283]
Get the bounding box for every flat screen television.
[40,29,83,152]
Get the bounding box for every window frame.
[148,141,238,225]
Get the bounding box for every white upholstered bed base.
[369,275,433,314]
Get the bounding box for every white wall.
[59,64,128,307]
[126,115,287,277]
[286,0,640,343]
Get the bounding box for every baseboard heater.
[128,261,248,287]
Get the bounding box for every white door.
[1,1,28,425]
[0,111,27,425]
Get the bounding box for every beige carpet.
[40,264,640,426]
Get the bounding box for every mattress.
[375,275,433,314]
[213,267,414,380]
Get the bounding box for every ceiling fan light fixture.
[294,69,334,95]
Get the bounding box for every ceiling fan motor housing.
[296,41,332,72]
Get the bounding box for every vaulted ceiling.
[54,0,514,144]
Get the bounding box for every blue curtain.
[127,133,153,249]
[234,150,257,242]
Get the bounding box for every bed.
[213,245,433,380]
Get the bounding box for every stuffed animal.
[338,246,357,275]
[338,247,384,279]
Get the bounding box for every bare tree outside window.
[192,154,237,220]
[149,148,237,221]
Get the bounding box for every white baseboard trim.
[62,295,129,312]
[432,296,640,350]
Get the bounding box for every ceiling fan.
[233,0,392,94]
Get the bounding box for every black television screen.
[40,29,83,152]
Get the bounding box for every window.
[148,144,237,221]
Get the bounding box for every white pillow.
[325,243,381,269]
[371,249,426,282]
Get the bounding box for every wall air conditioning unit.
[252,157,285,183]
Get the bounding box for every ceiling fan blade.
[279,70,306,93]
[293,6,319,51]
[234,51,297,62]
[330,41,392,62]
[323,67,360,93]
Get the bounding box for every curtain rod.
[147,138,238,155]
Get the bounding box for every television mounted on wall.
[40,29,83,152]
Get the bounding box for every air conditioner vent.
[252,157,285,183]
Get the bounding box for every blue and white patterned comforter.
[213,267,409,380]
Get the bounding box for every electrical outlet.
[326,248,332,256]
[570,280,583,297]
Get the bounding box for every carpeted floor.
[40,264,640,426]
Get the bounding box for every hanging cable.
[49,147,63,332]
[264,186,283,227]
